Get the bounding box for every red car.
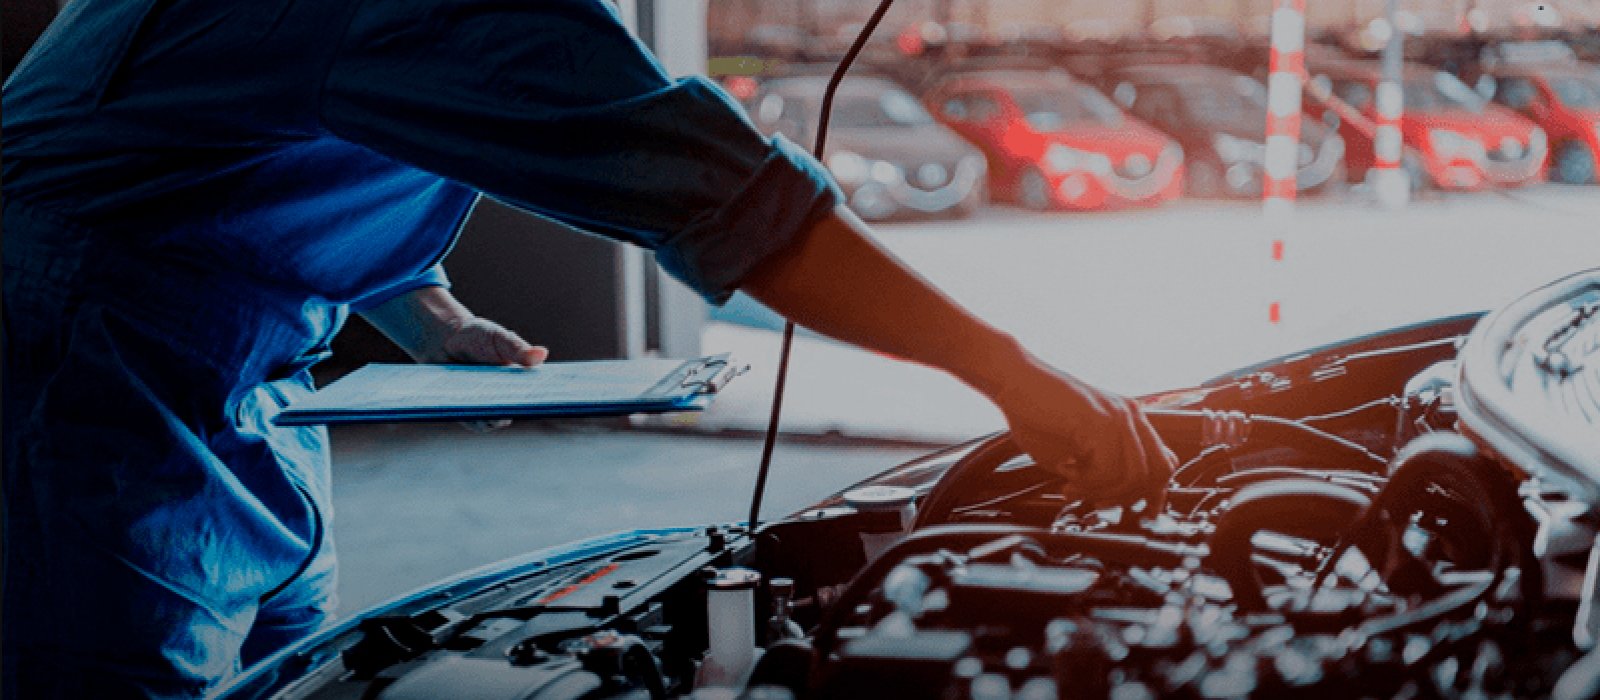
[1486,62,1600,184]
[1308,59,1547,191]
[923,69,1183,210]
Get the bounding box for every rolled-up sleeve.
[318,0,841,304]
[349,264,450,312]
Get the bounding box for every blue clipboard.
[274,353,745,426]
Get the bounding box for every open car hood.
[222,270,1600,700]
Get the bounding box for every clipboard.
[274,353,746,426]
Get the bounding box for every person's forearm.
[743,207,1176,502]
[358,286,474,362]
[740,206,1030,398]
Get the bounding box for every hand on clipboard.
[423,317,550,432]
[275,354,748,427]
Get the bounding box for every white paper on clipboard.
[274,353,743,425]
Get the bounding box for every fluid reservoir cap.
[842,485,916,511]
[708,567,762,591]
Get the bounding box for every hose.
[810,524,1204,653]
[1146,409,1389,474]
[920,410,1389,530]
[1204,478,1373,611]
[914,433,1042,529]
[1329,433,1535,598]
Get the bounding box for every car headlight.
[915,162,949,187]
[1087,153,1112,176]
[1044,143,1112,176]
[828,151,869,186]
[1529,127,1547,151]
[869,160,903,185]
[1214,134,1241,162]
[1124,152,1153,177]
[1428,129,1484,160]
[1213,134,1265,164]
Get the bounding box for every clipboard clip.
[680,357,750,395]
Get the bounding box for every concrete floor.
[329,422,928,611]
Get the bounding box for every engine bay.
[226,271,1600,700]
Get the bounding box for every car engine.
[224,269,1600,699]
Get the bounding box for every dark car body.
[1306,58,1548,190]
[1485,62,1600,184]
[923,69,1183,210]
[1105,64,1346,198]
[748,75,987,221]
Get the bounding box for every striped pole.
[1263,0,1305,220]
[1263,0,1305,325]
[1369,0,1410,208]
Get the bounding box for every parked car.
[923,69,1183,210]
[1485,62,1600,184]
[219,269,1600,700]
[1106,64,1346,198]
[1306,59,1547,191]
[748,74,987,221]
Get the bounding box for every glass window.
[879,90,935,125]
[967,93,1002,122]
[1178,77,1269,124]
[832,88,934,128]
[1011,85,1124,130]
[1130,84,1181,125]
[941,96,969,121]
[1404,72,1487,113]
[939,92,1001,122]
[1549,75,1600,109]
[1493,77,1539,110]
[1333,80,1373,110]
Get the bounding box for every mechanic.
[1,0,1176,696]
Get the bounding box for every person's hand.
[986,357,1176,510]
[432,317,549,369]
[357,289,549,432]
[430,317,548,432]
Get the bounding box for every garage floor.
[329,421,929,612]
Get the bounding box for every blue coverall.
[0,0,840,695]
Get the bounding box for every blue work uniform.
[1,0,841,695]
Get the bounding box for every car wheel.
[1017,167,1053,211]
[1316,163,1350,198]
[1553,141,1598,185]
[1186,159,1225,198]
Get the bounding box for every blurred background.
[6,0,1599,610]
[689,0,1600,443]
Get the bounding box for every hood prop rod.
[747,0,898,534]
